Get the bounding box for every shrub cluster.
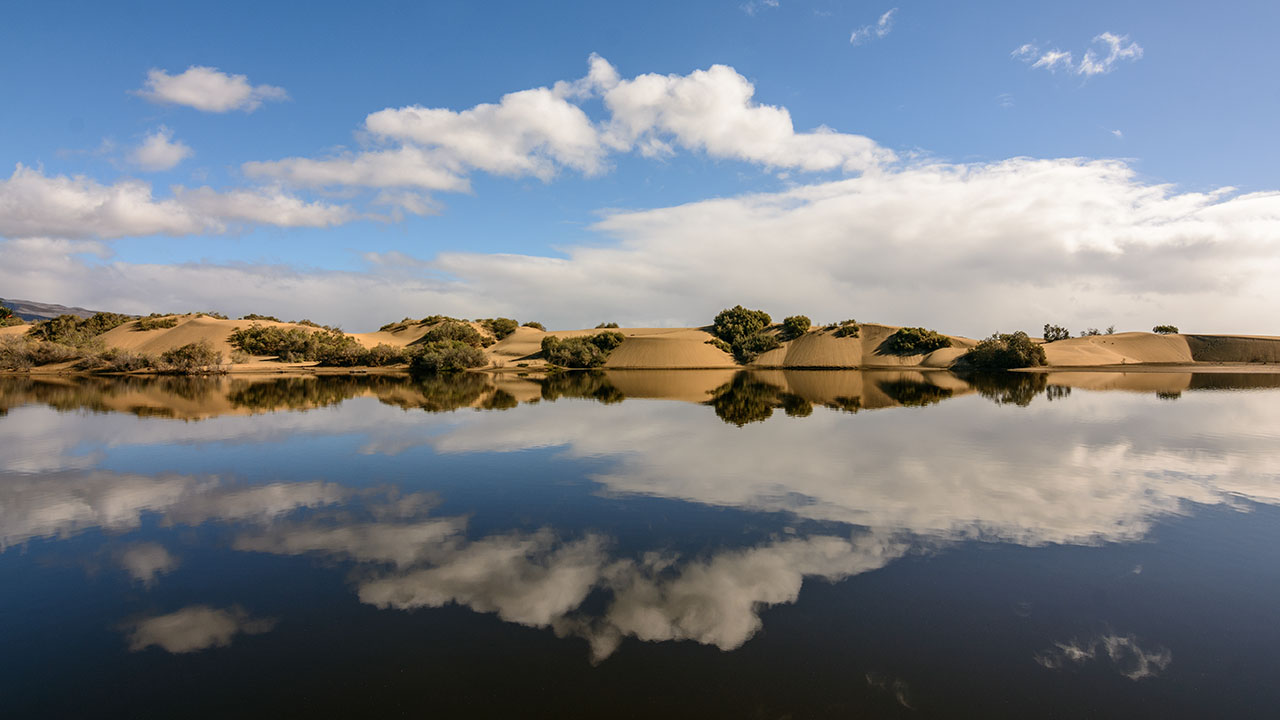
[196,311,228,320]
[228,324,364,363]
[26,312,133,346]
[712,305,780,363]
[157,341,224,374]
[1079,328,1102,337]
[1,336,80,370]
[1042,324,1070,342]
[135,315,179,331]
[522,321,546,331]
[595,322,620,329]
[781,315,810,341]
[408,340,487,374]
[541,331,626,368]
[882,327,951,355]
[829,319,860,338]
[240,313,281,322]
[418,320,490,348]
[479,317,519,340]
[958,331,1047,369]
[1153,325,1179,335]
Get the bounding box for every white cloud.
[1035,634,1172,680]
[0,164,352,239]
[5,155,1280,334]
[1015,32,1143,76]
[1111,129,1124,139]
[137,66,288,113]
[119,543,179,585]
[126,605,275,653]
[243,146,469,192]
[1080,32,1144,76]
[850,8,897,45]
[129,126,193,171]
[365,87,608,178]
[740,0,779,16]
[247,56,892,195]
[593,57,892,172]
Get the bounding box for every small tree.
[1153,325,1179,335]
[781,315,811,341]
[712,306,771,344]
[1079,328,1102,337]
[1043,324,1070,342]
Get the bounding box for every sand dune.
[752,323,976,369]
[9,312,1280,374]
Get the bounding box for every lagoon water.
[3,370,1280,718]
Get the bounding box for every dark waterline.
[2,371,1280,718]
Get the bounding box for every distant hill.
[0,298,110,322]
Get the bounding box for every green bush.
[135,315,179,331]
[293,319,323,328]
[882,327,951,355]
[418,320,487,348]
[522,321,546,331]
[831,319,860,338]
[733,332,780,363]
[158,341,223,374]
[1042,324,1070,342]
[27,312,133,346]
[712,306,771,344]
[541,331,627,368]
[781,315,810,341]
[958,331,1047,369]
[241,313,281,322]
[479,317,519,340]
[0,304,20,327]
[228,324,365,363]
[1079,328,1102,337]
[195,311,228,319]
[595,322,620,329]
[408,340,487,374]
[1153,325,1179,335]
[712,306,779,364]
[0,304,11,321]
[706,337,733,355]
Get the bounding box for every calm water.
[3,370,1280,718]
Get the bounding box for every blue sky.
[2,1,1278,333]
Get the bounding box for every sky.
[2,0,1278,334]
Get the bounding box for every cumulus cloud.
[850,8,897,45]
[129,126,193,171]
[119,542,179,585]
[1035,633,1172,680]
[0,164,352,239]
[247,55,891,195]
[126,605,275,653]
[1015,33,1143,76]
[5,155,1280,334]
[137,66,288,113]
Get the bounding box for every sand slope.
[753,323,976,369]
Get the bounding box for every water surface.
[3,370,1280,718]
